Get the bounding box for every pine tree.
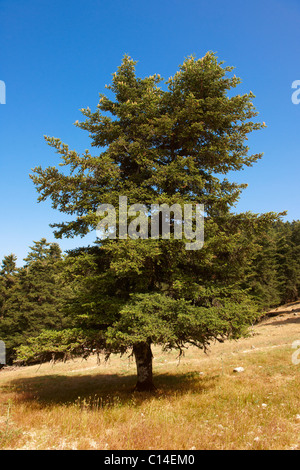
[245,226,281,310]
[276,221,300,303]
[0,254,18,278]
[0,254,19,361]
[26,54,281,390]
[0,240,69,363]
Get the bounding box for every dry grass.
[0,302,300,450]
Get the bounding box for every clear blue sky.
[1,0,300,265]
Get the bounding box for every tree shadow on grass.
[2,370,219,409]
[266,307,300,318]
[266,315,300,327]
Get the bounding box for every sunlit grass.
[0,308,300,450]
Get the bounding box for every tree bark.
[133,341,156,391]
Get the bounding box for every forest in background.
[1,219,299,366]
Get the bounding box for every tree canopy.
[1,54,293,390]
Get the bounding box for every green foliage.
[16,328,100,364]
[31,53,265,237]
[0,240,70,363]
[244,221,300,308]
[1,54,297,379]
[275,221,300,303]
[105,293,259,354]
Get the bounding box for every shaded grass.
[1,370,218,408]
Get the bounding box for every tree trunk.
[133,341,156,391]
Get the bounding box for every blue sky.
[0,0,300,265]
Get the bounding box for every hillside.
[0,301,300,450]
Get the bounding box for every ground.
[0,301,300,450]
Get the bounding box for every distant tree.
[0,240,69,363]
[24,54,281,390]
[246,227,281,310]
[0,254,18,326]
[276,221,300,304]
[0,254,18,278]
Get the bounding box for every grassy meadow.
[0,302,300,450]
